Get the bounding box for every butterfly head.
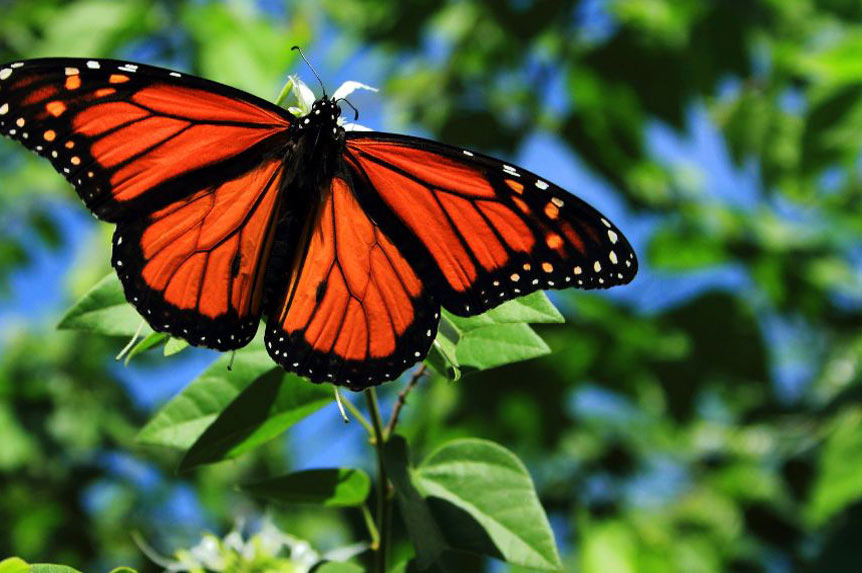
[295,97,343,137]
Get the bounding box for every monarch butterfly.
[0,56,637,390]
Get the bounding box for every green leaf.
[136,344,276,449]
[455,323,551,372]
[428,292,563,379]
[30,566,84,573]
[0,558,30,573]
[315,562,364,573]
[426,317,461,380]
[808,408,862,525]
[447,291,564,332]
[181,2,310,97]
[124,332,168,364]
[580,520,636,573]
[164,337,189,357]
[179,369,332,471]
[58,274,147,337]
[414,439,562,571]
[241,468,371,507]
[384,436,449,569]
[107,569,137,573]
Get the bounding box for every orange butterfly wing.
[0,58,291,221]
[1,59,293,349]
[265,175,438,388]
[113,159,285,349]
[344,133,637,316]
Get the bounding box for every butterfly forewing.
[343,132,638,317]
[0,58,292,221]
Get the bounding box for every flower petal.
[293,76,317,112]
[332,80,378,101]
[342,121,373,132]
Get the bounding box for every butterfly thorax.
[264,97,346,314]
[288,97,345,188]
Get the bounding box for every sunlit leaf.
[455,323,550,372]
[124,332,168,364]
[57,274,147,338]
[179,369,332,471]
[0,558,30,573]
[136,343,275,449]
[808,408,862,525]
[164,337,189,357]
[315,563,364,573]
[414,438,562,571]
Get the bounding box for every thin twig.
[384,364,427,439]
[365,388,389,573]
[361,503,380,550]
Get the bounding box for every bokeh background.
[2,0,862,571]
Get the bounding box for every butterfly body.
[0,58,638,390]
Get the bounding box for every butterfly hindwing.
[265,174,439,389]
[343,132,638,316]
[0,58,292,222]
[112,159,285,349]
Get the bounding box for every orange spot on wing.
[109,74,130,84]
[505,179,524,194]
[46,101,66,117]
[43,130,56,141]
[95,88,116,98]
[544,202,559,219]
[65,141,75,149]
[65,75,81,90]
[546,233,563,250]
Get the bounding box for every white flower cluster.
[137,518,367,573]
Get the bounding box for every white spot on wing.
[608,229,618,244]
[0,69,12,80]
[463,150,474,157]
[536,180,549,190]
[0,103,8,115]
[86,61,100,69]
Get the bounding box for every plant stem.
[384,364,427,439]
[365,388,389,573]
[361,503,380,550]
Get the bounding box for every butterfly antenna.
[338,98,360,121]
[291,46,326,97]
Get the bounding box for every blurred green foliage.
[2,0,862,571]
